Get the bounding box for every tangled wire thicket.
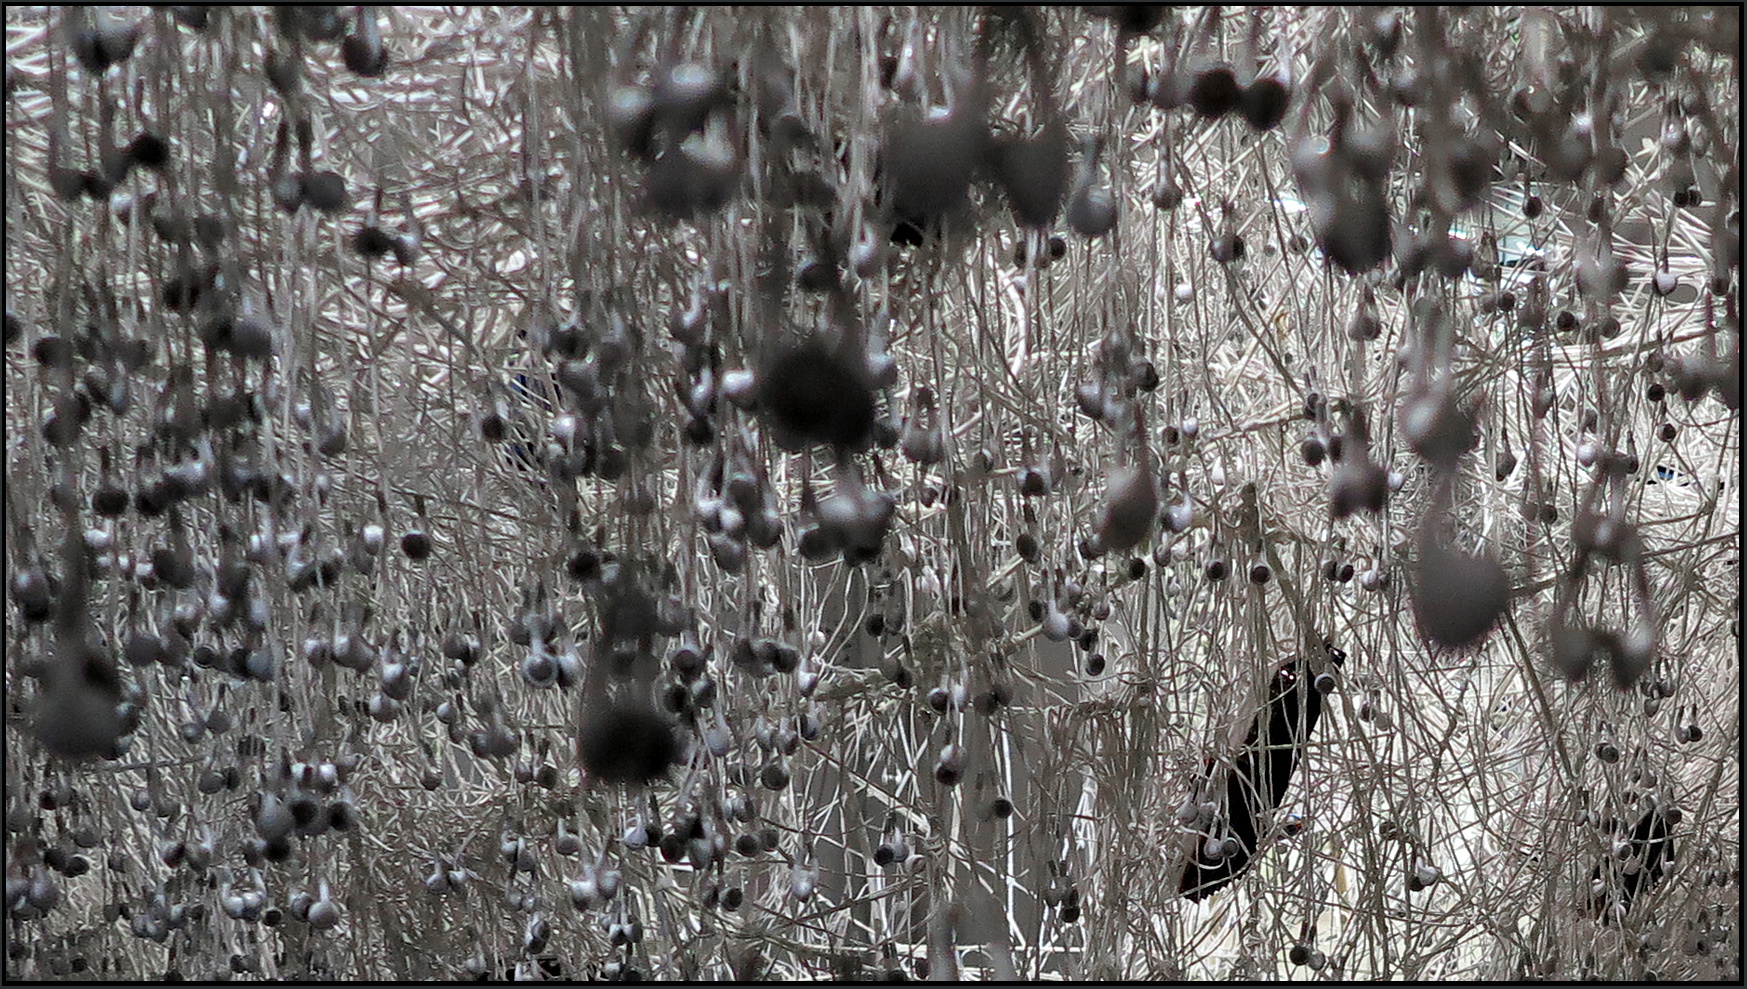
[2,5,1740,982]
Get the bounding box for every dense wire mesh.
[2,5,1740,981]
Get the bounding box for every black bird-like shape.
[1590,806,1674,919]
[1180,647,1343,901]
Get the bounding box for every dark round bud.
[126,131,170,170]
[934,745,965,786]
[683,417,714,445]
[566,549,601,582]
[480,413,507,442]
[1209,231,1245,263]
[302,171,348,213]
[1153,180,1185,211]
[976,684,1011,715]
[32,335,73,369]
[1133,360,1160,392]
[341,33,387,77]
[770,643,800,674]
[661,682,690,713]
[1240,76,1290,131]
[1187,64,1241,118]
[400,531,432,560]
[759,338,876,449]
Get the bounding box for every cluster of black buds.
[1398,305,1480,473]
[669,275,730,447]
[1066,136,1118,239]
[797,463,898,566]
[872,819,921,873]
[1041,859,1083,924]
[1323,407,1391,520]
[464,691,522,762]
[1661,346,1742,412]
[1290,96,1393,275]
[877,15,996,239]
[1549,450,1659,688]
[1075,328,1160,429]
[350,187,421,266]
[694,449,782,575]
[244,754,363,865]
[583,561,686,675]
[566,854,623,912]
[285,880,344,932]
[266,114,345,216]
[1029,571,1106,669]
[608,45,741,217]
[1287,918,1330,970]
[1656,296,1742,412]
[1411,476,1510,651]
[490,302,651,486]
[116,888,205,944]
[898,386,946,466]
[1142,62,1292,133]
